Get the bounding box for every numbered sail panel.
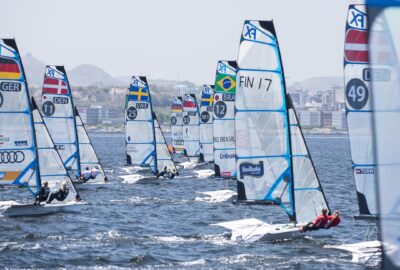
[32,103,78,202]
[125,76,156,171]
[199,85,214,162]
[154,116,176,172]
[41,65,79,174]
[288,105,330,224]
[0,39,39,190]
[344,5,378,217]
[182,94,200,158]
[75,111,106,183]
[368,4,400,268]
[170,96,184,152]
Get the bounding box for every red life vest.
[312,214,328,229]
[325,215,341,229]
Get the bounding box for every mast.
[146,77,157,174]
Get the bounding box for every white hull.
[2,201,86,217]
[195,190,237,203]
[74,181,111,190]
[193,169,215,179]
[325,240,383,264]
[213,218,332,243]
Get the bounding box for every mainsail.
[199,85,214,163]
[75,107,107,182]
[0,39,78,201]
[0,39,40,193]
[344,4,378,218]
[154,112,177,172]
[367,0,400,268]
[41,66,81,178]
[182,94,200,161]
[125,76,157,174]
[213,60,237,178]
[170,96,184,154]
[235,21,329,223]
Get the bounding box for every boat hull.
[3,201,85,217]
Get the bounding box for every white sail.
[154,112,177,172]
[32,98,78,201]
[213,60,237,178]
[235,20,329,223]
[344,4,378,217]
[41,66,80,178]
[170,96,184,154]
[199,85,214,163]
[75,108,107,183]
[0,39,39,193]
[125,76,156,174]
[368,1,400,268]
[182,94,200,161]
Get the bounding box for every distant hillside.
[288,76,343,93]
[68,64,125,87]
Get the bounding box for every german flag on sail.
[128,85,149,101]
[215,74,236,93]
[0,57,21,80]
[201,93,214,107]
[171,103,182,112]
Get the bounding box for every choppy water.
[0,133,378,269]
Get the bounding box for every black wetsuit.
[35,186,50,204]
[47,187,69,204]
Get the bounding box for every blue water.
[0,133,377,269]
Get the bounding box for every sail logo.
[239,161,264,178]
[244,25,257,40]
[355,168,375,174]
[218,63,227,74]
[213,136,234,143]
[53,96,69,104]
[45,68,55,77]
[219,152,236,159]
[0,82,21,91]
[348,7,366,30]
[55,144,65,150]
[200,111,210,123]
[362,68,391,82]
[14,140,28,147]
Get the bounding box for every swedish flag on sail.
[128,85,149,101]
[201,93,214,107]
[215,74,236,93]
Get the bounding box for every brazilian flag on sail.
[128,85,149,101]
[215,74,236,93]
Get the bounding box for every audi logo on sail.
[0,151,25,164]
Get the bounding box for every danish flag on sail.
[42,77,68,95]
[344,29,368,63]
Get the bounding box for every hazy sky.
[0,0,363,85]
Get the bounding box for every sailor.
[301,208,329,232]
[325,210,341,229]
[156,166,168,179]
[81,167,91,183]
[167,144,174,154]
[167,168,177,179]
[47,181,69,204]
[34,181,50,205]
[90,166,100,179]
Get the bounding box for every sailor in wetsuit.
[80,167,91,183]
[301,208,329,232]
[47,181,69,204]
[34,181,50,205]
[156,166,168,179]
[325,210,341,229]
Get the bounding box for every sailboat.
[213,20,330,242]
[368,0,400,268]
[41,65,107,185]
[196,62,238,202]
[199,85,214,164]
[0,39,83,217]
[170,96,186,163]
[213,60,237,179]
[326,4,382,264]
[182,93,201,167]
[125,76,176,182]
